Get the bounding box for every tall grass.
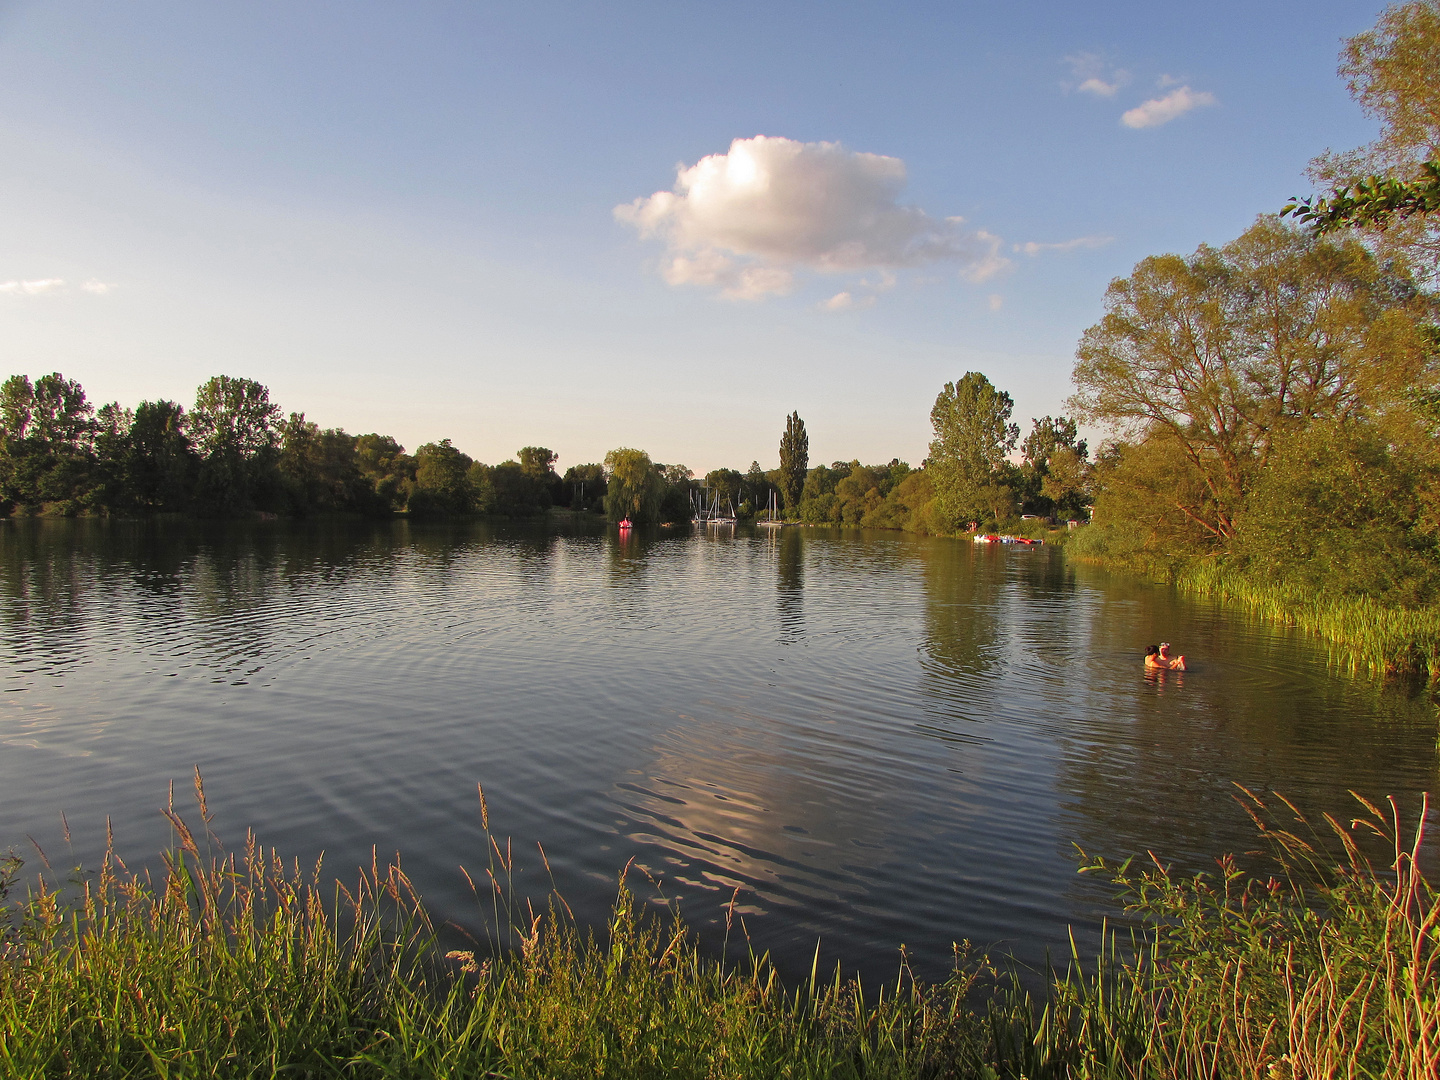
[2,776,1435,1078]
[1176,559,1440,682]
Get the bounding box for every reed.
[2,775,1434,1078]
[1176,559,1440,682]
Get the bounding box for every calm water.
[2,518,1436,980]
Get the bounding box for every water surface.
[2,519,1435,979]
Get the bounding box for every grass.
[1,775,1435,1078]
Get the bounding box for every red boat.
[618,517,633,530]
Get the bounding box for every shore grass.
[1174,560,1440,682]
[2,780,1435,1079]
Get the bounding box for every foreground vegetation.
[2,782,1435,1078]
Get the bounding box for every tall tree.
[1069,216,1433,544]
[777,412,808,514]
[0,373,98,512]
[603,447,663,523]
[1019,415,1089,517]
[125,401,195,511]
[190,376,283,513]
[410,439,473,516]
[355,434,413,512]
[928,371,1018,529]
[515,446,558,509]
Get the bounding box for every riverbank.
[1064,526,1440,684]
[3,788,1432,1079]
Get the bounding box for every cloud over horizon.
[1121,85,1217,128]
[0,278,66,295]
[0,277,116,296]
[615,135,1007,300]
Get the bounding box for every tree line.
[0,362,1095,533]
[0,373,607,519]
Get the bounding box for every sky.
[0,1,1396,475]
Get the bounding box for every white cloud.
[81,279,116,294]
[1121,86,1217,129]
[1065,52,1129,97]
[0,278,66,295]
[988,294,1004,311]
[1015,235,1114,256]
[820,290,877,313]
[616,135,1007,300]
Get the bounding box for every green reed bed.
[2,779,1435,1079]
[1174,561,1440,683]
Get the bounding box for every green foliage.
[560,463,606,511]
[777,412,808,514]
[1285,159,1440,233]
[125,401,197,511]
[410,438,475,517]
[489,458,551,516]
[1071,217,1431,543]
[928,372,1019,530]
[1306,1,1440,278]
[191,376,284,515]
[517,446,560,508]
[354,433,415,514]
[1018,415,1090,519]
[1232,420,1440,606]
[657,463,696,523]
[0,373,98,514]
[603,447,664,523]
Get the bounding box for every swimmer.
[1145,643,1186,671]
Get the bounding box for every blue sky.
[0,1,1392,473]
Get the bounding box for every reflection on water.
[1,518,1435,982]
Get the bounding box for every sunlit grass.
[2,775,1435,1078]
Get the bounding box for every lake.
[2,517,1436,981]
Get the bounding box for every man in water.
[1145,643,1186,670]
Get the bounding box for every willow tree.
[928,371,1018,530]
[1069,216,1434,551]
[603,447,663,523]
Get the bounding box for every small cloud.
[1122,86,1217,129]
[81,279,116,294]
[617,134,1005,301]
[1015,235,1114,256]
[1157,73,1182,88]
[988,294,1004,311]
[1065,52,1130,97]
[0,278,66,295]
[959,230,1011,283]
[819,290,876,313]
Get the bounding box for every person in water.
[1144,643,1186,670]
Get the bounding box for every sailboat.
[693,487,737,527]
[757,489,783,528]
